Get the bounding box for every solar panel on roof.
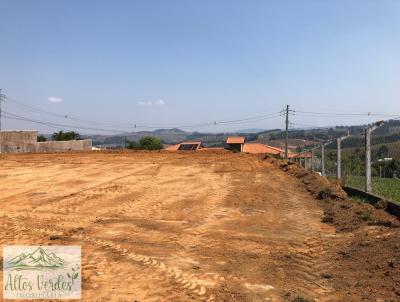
[178,143,200,151]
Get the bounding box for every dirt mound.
[332,228,400,301]
[263,155,399,232]
[262,155,400,301]
[262,156,346,197]
[319,197,399,232]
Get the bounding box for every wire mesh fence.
[339,132,366,192]
[368,120,400,201]
[286,118,400,202]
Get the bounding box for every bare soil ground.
[0,151,399,302]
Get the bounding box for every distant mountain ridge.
[41,119,400,150]
[86,128,263,147]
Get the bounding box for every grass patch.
[344,176,400,202]
[350,195,370,204]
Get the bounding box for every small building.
[226,137,245,152]
[165,141,203,151]
[243,143,284,155]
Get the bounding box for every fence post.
[321,144,325,177]
[365,121,384,193]
[311,148,315,171]
[336,138,341,180]
[365,127,372,192]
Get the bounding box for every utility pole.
[365,121,384,193]
[0,89,4,132]
[0,89,5,154]
[285,105,289,161]
[321,144,325,177]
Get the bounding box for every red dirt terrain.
[0,151,399,302]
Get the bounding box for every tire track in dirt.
[0,162,232,301]
[269,173,336,301]
[2,213,216,301]
[0,152,342,301]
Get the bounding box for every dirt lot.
[0,151,399,302]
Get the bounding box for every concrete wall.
[0,131,92,153]
[36,139,92,153]
[0,131,38,153]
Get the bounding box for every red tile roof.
[291,152,312,158]
[165,144,180,151]
[243,143,283,155]
[226,137,245,144]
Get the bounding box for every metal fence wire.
[288,118,400,202]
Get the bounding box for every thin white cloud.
[48,96,63,103]
[137,99,165,106]
[137,101,153,106]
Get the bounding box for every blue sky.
[1,0,399,134]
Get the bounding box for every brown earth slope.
[0,151,399,302]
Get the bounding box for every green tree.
[372,159,400,178]
[126,140,138,150]
[37,135,47,142]
[139,136,163,150]
[377,145,389,159]
[51,131,81,141]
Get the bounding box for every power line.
[0,89,6,131]
[5,97,283,130]
[0,89,6,154]
[4,96,400,132]
[289,122,332,129]
[3,111,130,133]
[295,110,399,118]
[2,108,283,133]
[5,97,134,128]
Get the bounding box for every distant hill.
[86,128,260,148]
[53,119,400,151]
[87,128,189,147]
[235,128,267,134]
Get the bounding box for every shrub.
[52,131,81,141]
[126,140,138,150]
[37,135,47,142]
[139,136,163,150]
